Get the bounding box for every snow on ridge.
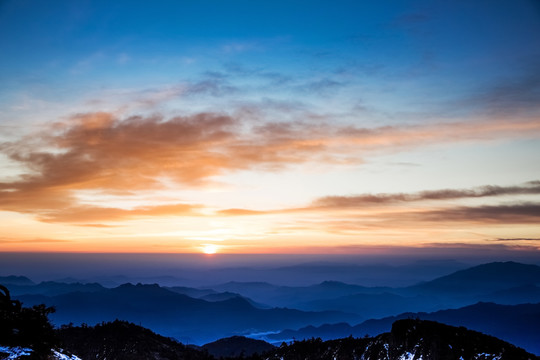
[398,351,417,360]
[474,353,502,360]
[0,346,32,359]
[0,346,81,360]
[52,349,82,360]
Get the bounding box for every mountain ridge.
[14,282,360,345]
[264,301,540,355]
[52,319,540,360]
[408,261,540,295]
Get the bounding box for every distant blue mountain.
[164,285,217,298]
[480,284,540,304]
[407,261,540,295]
[294,291,441,318]
[0,275,35,286]
[209,280,391,308]
[198,291,271,309]
[204,262,540,318]
[7,281,106,297]
[264,302,540,356]
[6,261,540,352]
[15,282,361,345]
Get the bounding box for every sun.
[202,244,218,254]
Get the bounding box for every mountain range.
[6,318,537,360]
[2,261,540,354]
[14,282,359,345]
[263,301,540,355]
[266,319,538,360]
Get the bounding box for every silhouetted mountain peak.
[222,281,278,288]
[441,261,540,281]
[411,261,540,294]
[267,319,538,360]
[114,282,173,294]
[0,275,35,286]
[316,280,365,290]
[385,319,535,360]
[117,282,161,288]
[202,335,275,358]
[319,280,347,286]
[57,320,212,360]
[216,295,255,309]
[109,282,206,306]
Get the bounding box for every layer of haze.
[2,252,540,287]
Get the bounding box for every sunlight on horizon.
[202,244,219,255]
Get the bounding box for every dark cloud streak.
[494,238,540,242]
[313,182,540,208]
[416,203,540,225]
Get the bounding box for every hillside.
[408,261,540,295]
[3,287,539,360]
[266,319,538,360]
[14,282,359,344]
[57,320,212,360]
[266,302,540,355]
[202,336,275,358]
[45,319,540,360]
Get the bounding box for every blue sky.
[2,0,539,123]
[0,0,539,255]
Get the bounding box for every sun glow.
[202,244,218,254]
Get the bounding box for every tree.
[0,284,58,359]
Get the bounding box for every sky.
[1,0,540,257]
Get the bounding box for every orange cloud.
[0,237,71,244]
[1,110,539,225]
[217,208,269,216]
[212,182,540,232]
[4,113,540,192]
[36,203,201,223]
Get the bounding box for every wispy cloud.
[0,237,71,244]
[184,78,238,97]
[37,203,202,223]
[463,63,540,116]
[1,109,539,224]
[295,78,345,95]
[217,208,268,216]
[312,202,540,229]
[400,203,540,225]
[494,238,540,242]
[313,181,540,208]
[216,182,540,233]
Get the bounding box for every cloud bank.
[1,110,539,228]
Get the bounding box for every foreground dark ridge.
[268,319,538,360]
[51,319,539,360]
[266,301,540,355]
[56,320,212,360]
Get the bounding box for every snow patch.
[398,352,415,360]
[474,353,502,360]
[0,346,32,359]
[52,349,82,360]
[0,347,81,360]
